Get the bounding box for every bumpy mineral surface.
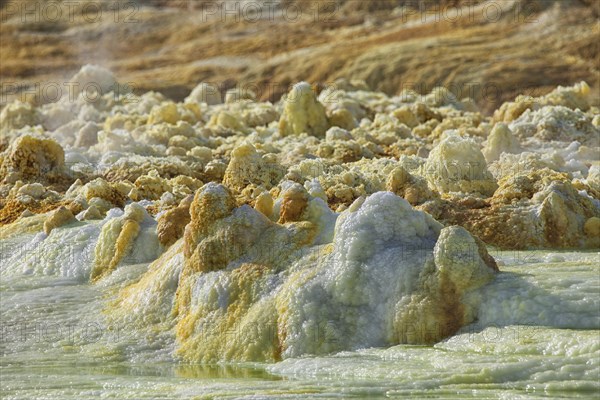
[0,66,598,361]
[4,67,596,248]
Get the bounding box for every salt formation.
[80,178,127,207]
[386,166,436,205]
[317,84,366,130]
[69,64,118,100]
[586,165,600,191]
[90,203,156,282]
[493,81,591,123]
[426,167,600,249]
[225,88,256,104]
[43,206,76,235]
[482,123,521,162]
[123,186,496,362]
[222,143,285,195]
[279,82,329,137]
[509,106,599,146]
[0,135,66,183]
[0,65,598,362]
[108,184,497,361]
[156,195,193,247]
[423,132,498,196]
[185,82,222,105]
[0,101,39,133]
[276,194,497,357]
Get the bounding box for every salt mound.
[185,82,222,105]
[386,165,437,205]
[536,181,600,248]
[493,81,591,123]
[0,135,65,184]
[317,86,365,130]
[509,106,599,146]
[222,143,286,195]
[445,169,600,249]
[69,64,117,100]
[278,194,496,357]
[482,123,522,163]
[586,165,600,192]
[542,81,591,111]
[116,187,497,362]
[90,203,159,282]
[0,101,39,133]
[43,206,75,235]
[156,195,193,247]
[423,132,498,196]
[279,82,329,137]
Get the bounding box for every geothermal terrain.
[0,0,599,398]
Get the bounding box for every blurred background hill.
[1,0,598,112]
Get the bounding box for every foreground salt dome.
[0,65,598,361]
[169,185,497,361]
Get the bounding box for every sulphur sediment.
[0,65,598,362]
[90,203,146,282]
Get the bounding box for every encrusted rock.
[423,132,497,196]
[1,135,65,183]
[43,206,76,235]
[482,123,522,163]
[278,183,309,223]
[157,196,193,247]
[279,82,329,137]
[222,143,285,195]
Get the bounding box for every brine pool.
[1,236,598,399]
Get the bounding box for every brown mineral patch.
[0,135,68,185]
[157,204,191,247]
[0,199,74,226]
[43,206,76,235]
[278,184,309,223]
[436,277,466,343]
